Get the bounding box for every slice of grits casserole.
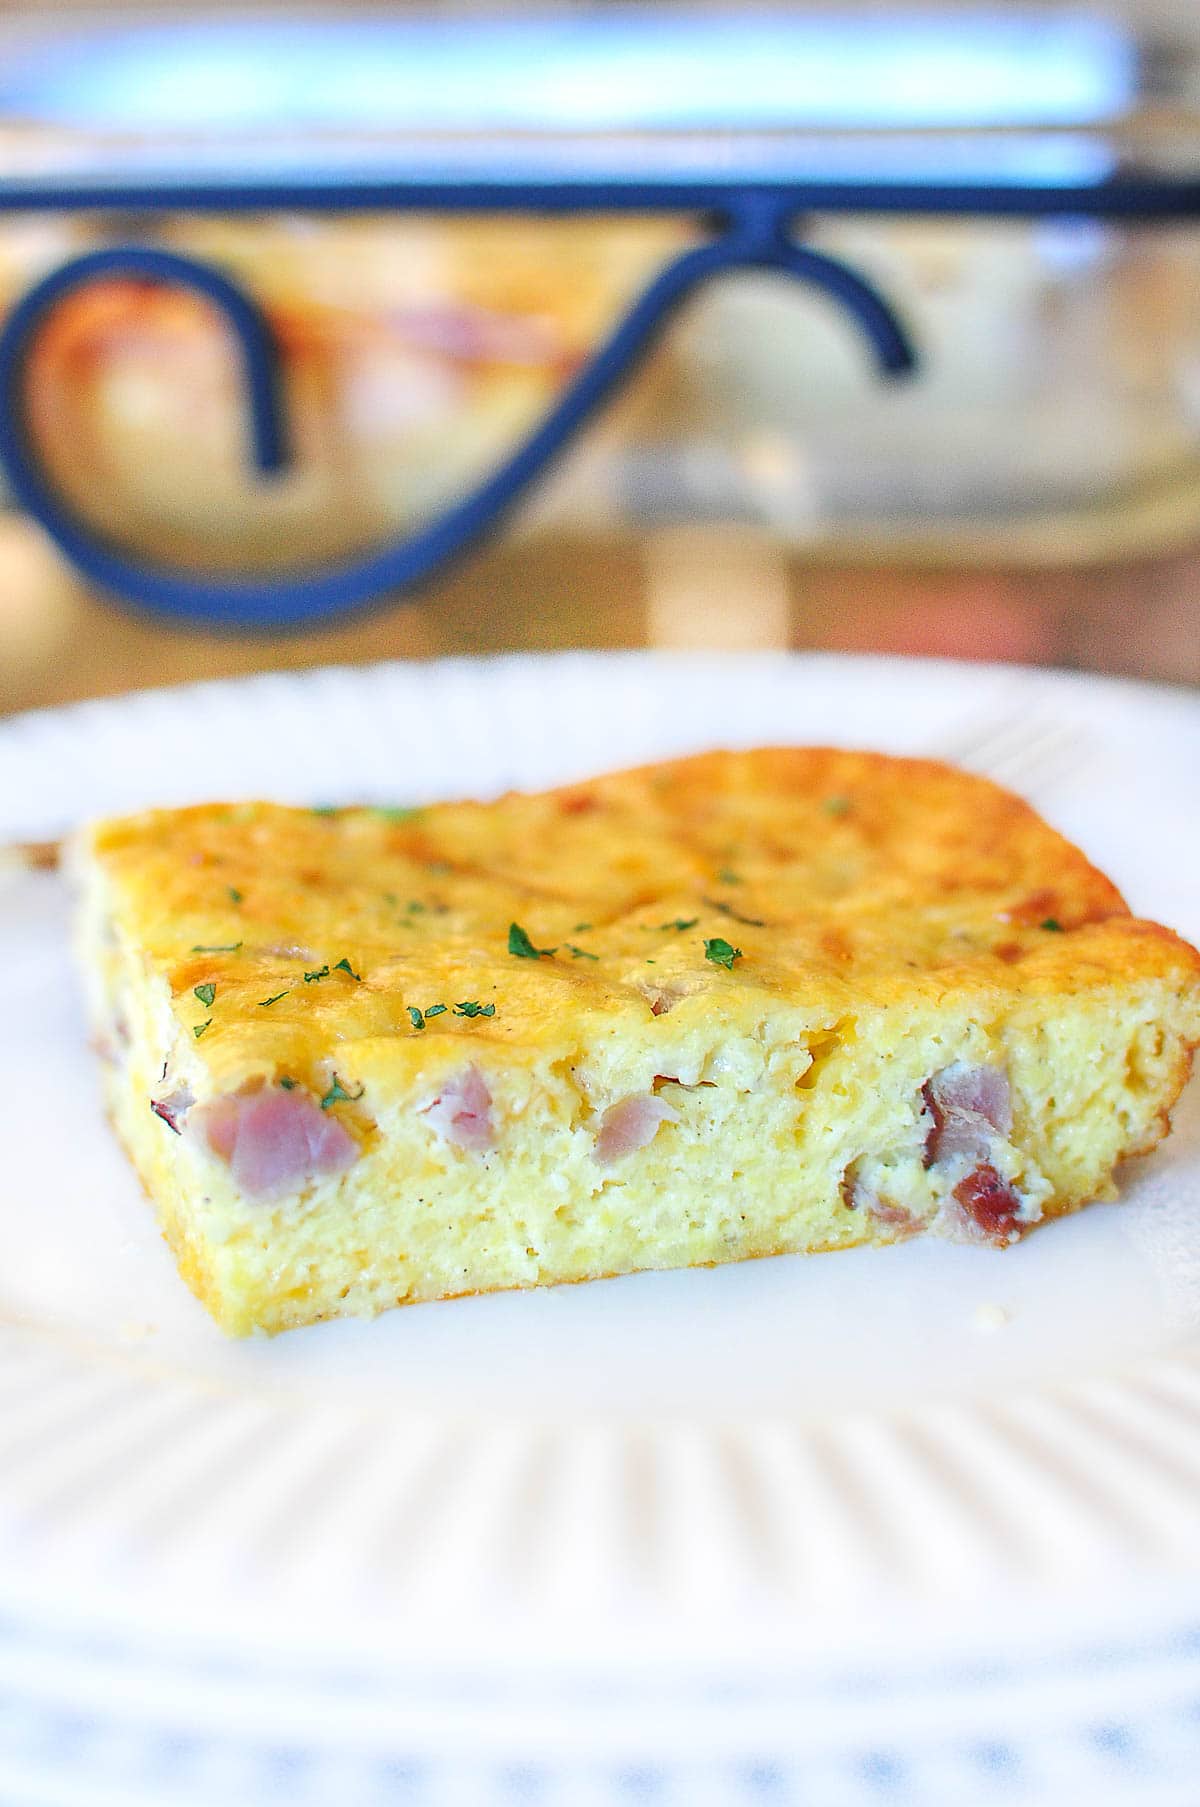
[73,748,1200,1336]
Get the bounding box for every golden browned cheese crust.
[76,748,1200,1335]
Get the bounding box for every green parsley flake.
[572,922,592,933]
[705,897,766,928]
[408,1006,426,1031]
[193,1020,212,1039]
[823,796,852,817]
[717,868,741,885]
[193,982,216,1008]
[508,921,556,959]
[658,917,699,932]
[374,805,424,824]
[406,900,427,914]
[227,886,243,904]
[257,990,290,1008]
[279,1076,297,1090]
[1041,918,1064,932]
[704,937,743,970]
[303,966,330,984]
[191,942,241,954]
[567,944,599,961]
[334,957,362,981]
[423,1003,447,1019]
[311,805,340,818]
[320,1075,365,1111]
[454,1001,495,1018]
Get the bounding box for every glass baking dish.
[1,7,1200,628]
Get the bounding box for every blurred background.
[3,0,1200,713]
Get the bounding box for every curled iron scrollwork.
[0,200,916,629]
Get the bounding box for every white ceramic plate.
[3,652,1200,1806]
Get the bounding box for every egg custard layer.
[74,747,1200,1336]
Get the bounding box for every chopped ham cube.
[150,1084,194,1135]
[419,1065,495,1152]
[923,1062,1012,1167]
[952,1162,1024,1244]
[864,1194,922,1235]
[842,1171,922,1236]
[639,977,697,1017]
[594,1093,679,1166]
[195,1085,358,1198]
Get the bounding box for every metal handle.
[0,202,916,630]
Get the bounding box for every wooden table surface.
[2,514,1199,719]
